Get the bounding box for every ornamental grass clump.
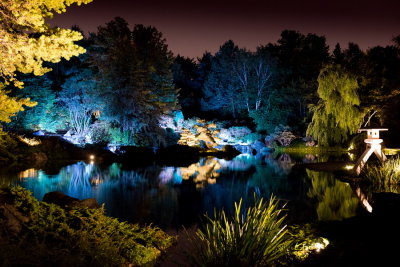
[189,196,293,267]
[362,156,400,188]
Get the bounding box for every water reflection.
[306,169,360,221]
[0,153,370,228]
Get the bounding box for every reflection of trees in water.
[264,153,295,175]
[179,157,221,188]
[11,155,311,228]
[306,169,360,221]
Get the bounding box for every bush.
[218,126,253,144]
[0,186,174,266]
[109,127,131,145]
[89,122,111,145]
[188,196,293,266]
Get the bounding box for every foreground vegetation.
[188,196,328,266]
[0,186,174,266]
[362,156,400,191]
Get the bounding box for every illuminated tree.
[7,76,63,132]
[59,69,99,137]
[0,0,92,124]
[307,65,362,146]
[91,18,178,146]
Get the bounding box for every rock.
[0,203,30,235]
[222,145,241,157]
[79,198,101,209]
[234,145,252,154]
[33,130,45,136]
[251,141,267,154]
[28,152,48,165]
[43,191,99,209]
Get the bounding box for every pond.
[0,153,368,230]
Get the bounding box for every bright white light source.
[89,155,95,160]
[344,165,354,170]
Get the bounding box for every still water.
[2,153,366,229]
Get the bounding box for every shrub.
[188,196,293,266]
[109,127,131,145]
[0,186,174,266]
[217,126,253,144]
[89,122,111,145]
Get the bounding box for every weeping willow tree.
[307,65,362,146]
[306,170,359,221]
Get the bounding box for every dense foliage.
[307,65,361,146]
[1,9,399,149]
[0,186,174,266]
[0,0,91,124]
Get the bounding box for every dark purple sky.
[51,0,400,58]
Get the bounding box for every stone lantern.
[354,128,388,175]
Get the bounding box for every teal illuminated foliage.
[8,76,65,132]
[307,65,362,146]
[0,186,174,266]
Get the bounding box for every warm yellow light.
[348,143,354,151]
[17,135,41,146]
[89,155,95,160]
[18,168,38,178]
[344,165,354,170]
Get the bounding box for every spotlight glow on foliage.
[17,135,41,146]
[344,164,354,170]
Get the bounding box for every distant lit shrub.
[242,132,262,144]
[109,127,131,145]
[218,126,252,144]
[89,122,112,145]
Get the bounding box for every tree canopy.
[0,0,92,123]
[307,65,361,146]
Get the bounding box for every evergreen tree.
[91,18,178,146]
[201,40,242,118]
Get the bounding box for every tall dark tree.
[172,56,201,118]
[332,43,344,64]
[201,40,242,118]
[91,18,178,146]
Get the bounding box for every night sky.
[51,0,400,58]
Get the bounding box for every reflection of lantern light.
[90,160,94,165]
